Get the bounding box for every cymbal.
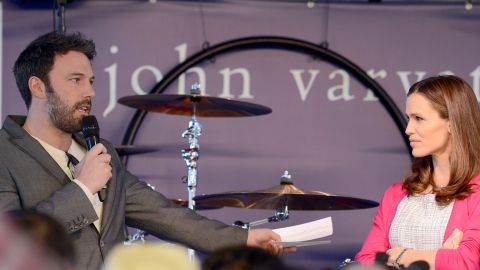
[171,198,223,210]
[114,145,159,156]
[117,94,272,117]
[193,181,379,211]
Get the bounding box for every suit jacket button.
[99,241,105,247]
[83,218,89,224]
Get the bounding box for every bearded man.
[0,32,291,270]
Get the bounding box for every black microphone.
[81,115,107,202]
[405,261,429,270]
[82,115,99,150]
[375,252,389,266]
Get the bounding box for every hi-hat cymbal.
[171,198,223,210]
[114,145,160,156]
[193,181,379,211]
[118,94,272,117]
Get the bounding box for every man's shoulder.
[0,115,26,138]
[0,118,20,143]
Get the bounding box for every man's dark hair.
[203,245,294,270]
[13,31,96,108]
[5,210,76,268]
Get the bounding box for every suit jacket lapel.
[4,116,70,185]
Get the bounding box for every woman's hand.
[386,246,407,267]
[443,228,463,249]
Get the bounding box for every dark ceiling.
[10,0,480,5]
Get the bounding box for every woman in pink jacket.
[356,75,480,270]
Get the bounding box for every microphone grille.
[81,115,99,138]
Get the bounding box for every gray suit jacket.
[0,116,247,269]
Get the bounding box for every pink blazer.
[355,175,480,270]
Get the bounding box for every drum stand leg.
[181,83,202,259]
[124,229,148,245]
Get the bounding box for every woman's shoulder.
[374,181,407,211]
[467,174,480,197]
[470,173,480,186]
[384,181,405,194]
[459,175,480,209]
[381,181,407,201]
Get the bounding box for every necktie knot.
[66,152,79,166]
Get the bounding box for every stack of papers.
[273,216,333,247]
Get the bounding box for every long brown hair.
[403,75,480,204]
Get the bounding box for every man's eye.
[71,78,80,83]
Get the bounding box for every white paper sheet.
[272,216,333,247]
[280,240,331,247]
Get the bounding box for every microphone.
[375,252,389,266]
[368,252,429,270]
[406,261,429,270]
[82,115,99,149]
[81,115,107,202]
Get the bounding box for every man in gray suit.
[0,32,291,269]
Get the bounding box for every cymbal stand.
[181,83,202,259]
[233,204,290,230]
[181,83,202,211]
[54,0,67,34]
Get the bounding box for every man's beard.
[45,83,91,134]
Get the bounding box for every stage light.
[465,0,473,10]
[307,0,316,8]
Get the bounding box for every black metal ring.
[121,36,409,163]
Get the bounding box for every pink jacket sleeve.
[435,183,480,270]
[355,183,405,263]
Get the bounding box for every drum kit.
[118,83,379,244]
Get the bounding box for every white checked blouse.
[389,193,454,250]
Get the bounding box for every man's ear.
[28,76,47,99]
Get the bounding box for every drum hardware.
[125,229,148,245]
[338,258,357,268]
[180,83,202,211]
[117,86,272,117]
[194,170,379,228]
[233,172,290,229]
[118,84,272,254]
[233,204,289,230]
[170,198,223,210]
[118,83,272,212]
[194,170,379,210]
